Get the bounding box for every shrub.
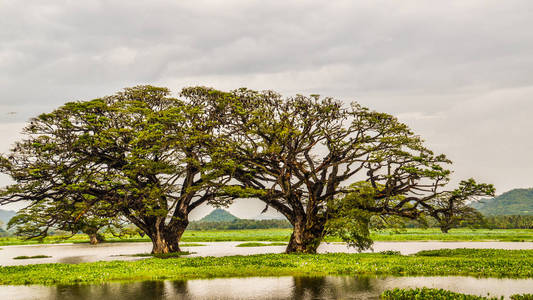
[13,255,51,260]
[381,288,501,300]
[379,250,402,255]
[511,294,533,300]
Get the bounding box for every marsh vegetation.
[2,249,533,285]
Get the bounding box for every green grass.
[511,294,533,300]
[182,228,291,242]
[381,288,533,300]
[125,252,192,259]
[1,249,533,285]
[0,228,531,246]
[236,242,287,247]
[180,243,205,247]
[12,255,51,260]
[371,228,533,242]
[381,287,501,300]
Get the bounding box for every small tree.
[425,179,495,233]
[1,86,231,253]
[7,199,123,244]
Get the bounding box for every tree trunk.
[150,219,188,254]
[285,216,325,254]
[84,228,104,245]
[88,233,99,245]
[440,225,450,234]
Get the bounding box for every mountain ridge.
[472,188,533,216]
[0,209,16,228]
[200,209,239,222]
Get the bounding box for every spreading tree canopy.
[7,199,123,244]
[0,86,232,253]
[0,85,494,254]
[183,87,494,253]
[424,178,495,233]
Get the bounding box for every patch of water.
[1,276,532,300]
[1,241,533,266]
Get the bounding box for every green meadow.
[1,228,531,247]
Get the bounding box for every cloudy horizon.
[1,0,533,218]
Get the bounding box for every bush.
[381,288,500,300]
[13,255,51,260]
[379,250,402,255]
[511,294,533,300]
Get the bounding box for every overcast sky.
[1,0,532,218]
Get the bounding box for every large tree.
[184,87,492,253]
[0,86,230,253]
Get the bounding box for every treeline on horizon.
[2,215,531,238]
[188,215,533,231]
[188,219,292,230]
[403,215,533,230]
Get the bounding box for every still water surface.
[2,241,533,266]
[1,276,533,300]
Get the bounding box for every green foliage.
[473,188,533,216]
[0,228,531,246]
[484,215,533,229]
[369,228,533,242]
[0,85,235,253]
[188,219,292,230]
[426,179,495,233]
[187,86,489,253]
[126,252,192,258]
[381,288,500,300]
[2,249,533,285]
[379,250,402,255]
[180,243,206,247]
[414,248,533,259]
[235,242,287,247]
[7,200,123,244]
[325,182,376,250]
[511,294,533,300]
[13,255,51,260]
[0,85,497,254]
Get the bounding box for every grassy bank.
[1,249,533,285]
[382,288,533,300]
[236,242,287,247]
[381,288,501,300]
[1,228,532,247]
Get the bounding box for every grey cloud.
[1,0,533,204]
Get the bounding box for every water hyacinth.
[1,249,533,285]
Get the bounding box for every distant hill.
[0,209,16,228]
[200,209,239,222]
[472,188,533,216]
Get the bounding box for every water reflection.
[2,276,533,300]
[54,281,184,300]
[2,241,533,266]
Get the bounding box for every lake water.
[1,276,533,300]
[2,242,533,299]
[0,242,533,266]
[1,241,533,266]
